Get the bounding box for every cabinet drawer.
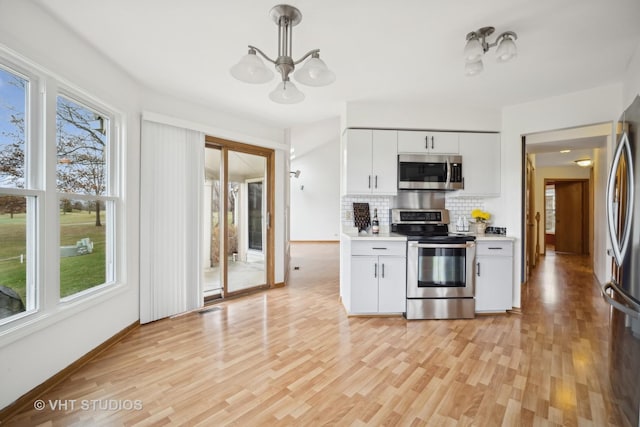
[476,241,513,256]
[351,241,406,256]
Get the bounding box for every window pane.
[60,198,109,298]
[56,96,108,196]
[0,194,28,320]
[0,68,27,189]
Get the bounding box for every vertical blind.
[140,120,204,323]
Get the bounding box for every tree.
[56,97,107,226]
[0,195,26,218]
[0,77,26,188]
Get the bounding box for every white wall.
[0,0,289,410]
[290,118,341,240]
[345,101,501,131]
[593,146,610,284]
[495,84,623,309]
[0,0,141,410]
[623,39,640,105]
[534,165,591,255]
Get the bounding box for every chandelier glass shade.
[464,27,518,76]
[230,4,335,104]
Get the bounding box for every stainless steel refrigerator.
[602,94,640,427]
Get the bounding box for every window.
[0,65,34,321]
[545,184,555,234]
[56,95,115,298]
[0,51,122,326]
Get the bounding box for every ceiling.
[34,0,640,129]
[525,122,610,167]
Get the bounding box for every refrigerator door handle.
[606,131,635,267]
[602,280,640,319]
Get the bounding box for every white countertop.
[341,231,408,241]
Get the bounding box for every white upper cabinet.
[344,129,398,195]
[397,131,459,154]
[455,133,501,197]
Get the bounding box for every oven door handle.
[408,242,475,249]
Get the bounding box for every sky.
[0,66,26,188]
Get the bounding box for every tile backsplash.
[341,194,486,229]
[445,197,486,225]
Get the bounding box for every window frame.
[55,88,121,302]
[0,49,125,329]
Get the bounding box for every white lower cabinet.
[345,240,406,314]
[475,240,513,313]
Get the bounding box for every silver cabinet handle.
[606,131,634,267]
[431,136,434,149]
[368,175,371,189]
[488,247,503,250]
[425,136,428,150]
[602,280,640,318]
[375,175,378,188]
[372,247,387,250]
[374,263,377,278]
[381,263,385,278]
[477,262,480,276]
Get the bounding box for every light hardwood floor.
[5,244,626,426]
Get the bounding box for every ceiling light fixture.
[575,159,593,167]
[230,4,335,104]
[560,150,571,153]
[464,26,518,76]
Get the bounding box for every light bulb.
[269,80,305,104]
[294,57,336,86]
[465,59,483,76]
[464,38,483,63]
[495,36,517,63]
[230,51,274,84]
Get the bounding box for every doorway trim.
[205,135,275,298]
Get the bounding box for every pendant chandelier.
[230,4,335,104]
[464,26,518,76]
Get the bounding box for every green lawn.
[0,210,106,306]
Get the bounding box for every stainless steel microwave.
[398,154,464,190]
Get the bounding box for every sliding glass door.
[203,138,273,299]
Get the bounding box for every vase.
[474,222,487,235]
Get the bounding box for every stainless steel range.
[391,208,476,320]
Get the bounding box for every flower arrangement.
[471,209,491,223]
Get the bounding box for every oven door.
[407,241,475,298]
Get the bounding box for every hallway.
[4,244,625,426]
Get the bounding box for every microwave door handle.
[602,280,640,318]
[445,159,451,186]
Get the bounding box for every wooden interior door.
[555,181,584,253]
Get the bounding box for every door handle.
[381,263,385,278]
[368,175,371,189]
[602,280,640,318]
[425,136,428,150]
[477,262,480,276]
[375,175,378,189]
[606,131,635,267]
[431,136,434,149]
[374,263,378,278]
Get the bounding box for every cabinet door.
[456,133,500,196]
[371,130,398,195]
[475,256,512,312]
[397,131,429,153]
[428,132,459,154]
[345,129,373,194]
[350,256,379,313]
[378,256,406,313]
